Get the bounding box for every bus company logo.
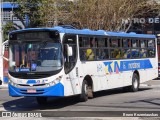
[103,59,153,75]
[103,61,120,74]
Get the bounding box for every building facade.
[2,2,25,29]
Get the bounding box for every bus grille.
[14,74,51,79]
[18,84,46,87]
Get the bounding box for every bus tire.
[88,85,93,99]
[131,73,139,92]
[36,97,47,105]
[80,80,88,102]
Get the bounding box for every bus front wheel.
[80,80,89,102]
[36,97,47,105]
[131,73,139,92]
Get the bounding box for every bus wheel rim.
[133,77,138,89]
[84,84,88,96]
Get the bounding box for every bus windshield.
[9,41,63,73]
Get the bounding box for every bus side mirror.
[2,40,9,61]
[66,44,73,57]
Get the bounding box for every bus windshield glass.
[9,41,62,73]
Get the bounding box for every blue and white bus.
[8,25,158,104]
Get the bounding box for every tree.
[38,0,73,27]
[3,22,13,41]
[6,0,160,32]
[38,0,160,32]
[8,0,43,28]
[2,21,23,41]
[64,0,160,32]
[38,0,57,27]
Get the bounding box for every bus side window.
[140,40,146,48]
[140,49,147,58]
[80,49,86,61]
[147,39,155,57]
[122,49,131,58]
[79,37,82,47]
[148,48,155,57]
[96,37,108,60]
[110,49,121,59]
[90,37,97,47]
[63,34,77,74]
[132,39,139,48]
[131,49,140,58]
[96,49,106,60]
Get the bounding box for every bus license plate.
[27,89,36,93]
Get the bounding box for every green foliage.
[3,22,15,41]
[4,0,160,32]
[9,0,43,28]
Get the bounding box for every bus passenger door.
[63,34,81,95]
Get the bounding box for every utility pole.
[54,1,58,26]
[0,0,4,85]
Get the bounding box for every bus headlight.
[55,75,63,83]
[46,83,50,87]
[9,79,18,87]
[46,75,63,87]
[46,81,56,87]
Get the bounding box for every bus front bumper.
[8,83,64,97]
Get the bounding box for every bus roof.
[10,26,156,39]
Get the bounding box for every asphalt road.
[0,79,160,119]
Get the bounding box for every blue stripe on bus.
[9,26,156,39]
[103,59,153,74]
[8,83,64,97]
